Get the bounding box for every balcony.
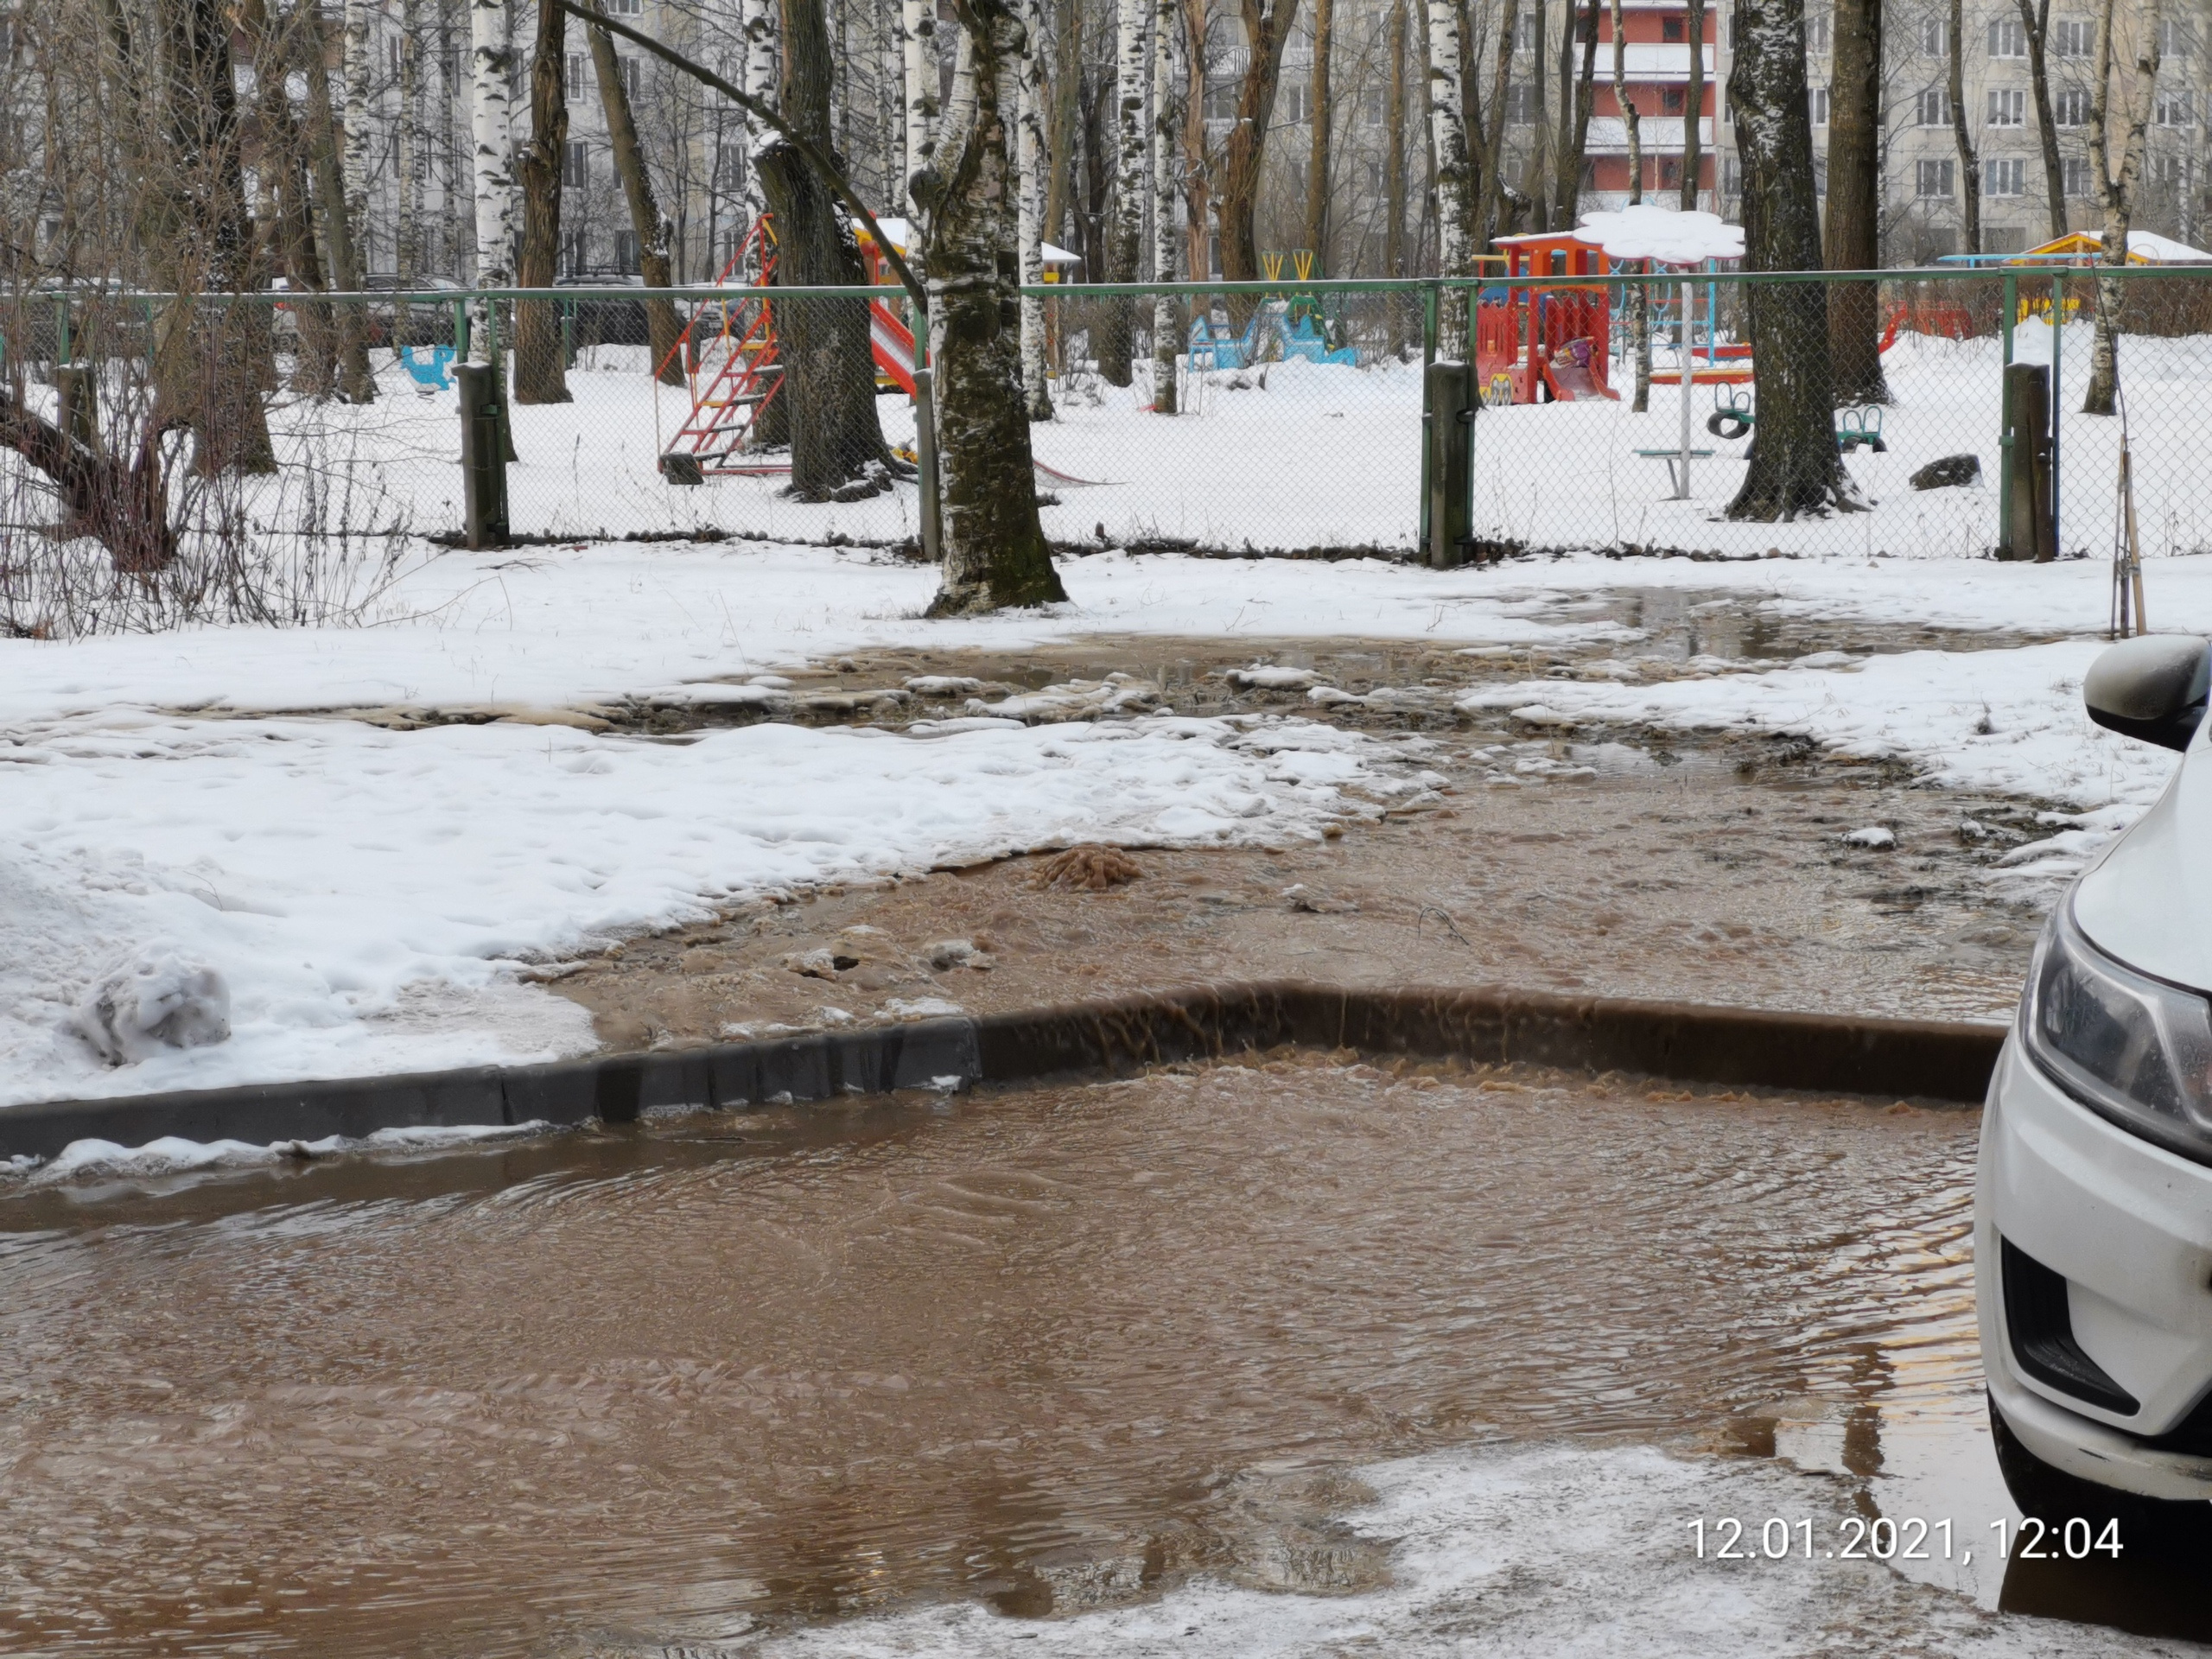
[1582,117,1716,154]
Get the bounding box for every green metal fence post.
[453,299,469,362]
[1419,283,1439,551]
[1998,270,2018,547]
[2050,271,2064,555]
[562,299,575,369]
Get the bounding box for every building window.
[2054,86,2088,125]
[1662,86,1686,114]
[567,53,587,98]
[1203,78,1237,120]
[1808,85,1829,124]
[1662,15,1684,41]
[2151,154,2190,188]
[1920,16,1948,56]
[620,55,641,99]
[1915,86,1948,125]
[1987,17,2026,56]
[1506,82,1535,124]
[1916,157,1955,197]
[2063,155,2094,196]
[1361,89,1384,127]
[1723,155,1740,194]
[2154,89,2192,126]
[1279,82,1309,124]
[1987,87,2025,124]
[1983,157,2027,195]
[1805,12,1829,52]
[2159,16,2188,56]
[1515,13,1536,51]
[2051,19,2092,56]
[614,228,639,272]
[603,0,641,13]
[563,140,587,188]
[1658,156,1682,188]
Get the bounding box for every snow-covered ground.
[4,534,2207,1107]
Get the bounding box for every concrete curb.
[0,982,2005,1162]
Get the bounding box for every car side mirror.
[2084,635,2210,752]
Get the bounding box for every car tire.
[1989,1392,2212,1558]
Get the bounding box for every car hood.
[2075,742,2212,990]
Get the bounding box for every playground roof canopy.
[1494,204,1745,267]
[2009,229,2212,265]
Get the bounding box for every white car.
[1980,632,2212,1532]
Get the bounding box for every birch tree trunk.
[1150,0,1179,412]
[1681,0,1704,207]
[1483,0,1522,239]
[1018,0,1055,417]
[396,0,424,293]
[1096,0,1147,387]
[1824,0,1889,401]
[1946,0,1980,256]
[1423,0,1471,340]
[303,9,378,399]
[1386,0,1408,283]
[1725,0,1865,518]
[918,0,1069,614]
[1610,0,1651,411]
[2082,0,2161,415]
[2018,0,2066,238]
[1306,0,1333,262]
[759,0,897,497]
[584,2,682,386]
[470,0,520,372]
[343,0,376,276]
[513,0,570,402]
[903,0,940,213]
[741,0,776,238]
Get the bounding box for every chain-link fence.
[3,266,2209,635]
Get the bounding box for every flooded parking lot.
[5,1055,2202,1656]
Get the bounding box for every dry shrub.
[1036,844,1145,891]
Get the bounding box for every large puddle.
[4,1057,2199,1655]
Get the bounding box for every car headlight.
[2022,900,2212,1162]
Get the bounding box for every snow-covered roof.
[2123,230,2212,264]
[1569,203,1745,264]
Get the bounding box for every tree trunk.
[513,0,571,403]
[1179,0,1211,278]
[302,10,378,399]
[1048,0,1083,250]
[2082,0,2160,415]
[1150,0,1179,411]
[1386,0,1408,283]
[1824,0,1889,401]
[760,0,896,498]
[1947,0,1980,255]
[902,0,940,209]
[1725,0,1865,518]
[1552,0,1599,226]
[397,0,426,295]
[918,0,1069,614]
[1306,0,1333,262]
[470,0,519,373]
[1,389,176,574]
[1522,0,1550,228]
[1610,0,1651,410]
[586,3,683,386]
[243,0,338,393]
[1423,0,1471,338]
[1019,0,1056,417]
[741,0,777,238]
[343,0,375,274]
[2018,0,2067,239]
[1217,0,1304,301]
[1681,0,1705,208]
[1098,0,1146,387]
[153,0,279,474]
[1482,0,1521,241]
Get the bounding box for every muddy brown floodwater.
[1,1058,1993,1656]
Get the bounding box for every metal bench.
[1634,448,1718,494]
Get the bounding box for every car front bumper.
[1979,1035,2212,1502]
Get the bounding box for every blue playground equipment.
[397,342,456,392]
[1185,300,1357,371]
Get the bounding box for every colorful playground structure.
[658,214,919,480]
[1185,251,1358,371]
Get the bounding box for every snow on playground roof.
[865,215,1079,266]
[1568,204,1745,264]
[2016,229,2212,264]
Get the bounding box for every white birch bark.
[2082,0,2162,413]
[1149,0,1179,412]
[902,0,939,215]
[1423,0,1471,340]
[1110,0,1147,284]
[470,0,518,357]
[881,5,903,205]
[397,0,425,285]
[343,0,376,275]
[1017,0,1053,416]
[740,0,777,246]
